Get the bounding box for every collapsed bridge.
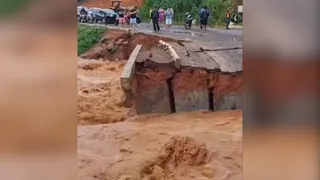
[121,39,243,114]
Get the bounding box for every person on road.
[135,6,141,27]
[118,10,126,27]
[114,3,120,14]
[199,6,204,15]
[199,6,204,28]
[151,6,160,32]
[124,10,130,26]
[226,8,231,30]
[129,7,138,28]
[158,8,165,26]
[200,6,210,30]
[149,8,153,24]
[79,7,88,22]
[165,6,174,31]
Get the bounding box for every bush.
[140,0,232,26]
[203,0,233,26]
[78,25,106,55]
[140,0,201,23]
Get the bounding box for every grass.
[78,25,107,55]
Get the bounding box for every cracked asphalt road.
[79,22,243,70]
[80,22,242,43]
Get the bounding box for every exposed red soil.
[172,69,208,95]
[80,30,130,60]
[135,70,174,92]
[130,33,177,51]
[81,30,180,61]
[210,73,243,99]
[135,67,243,101]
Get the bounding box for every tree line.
[140,0,236,26]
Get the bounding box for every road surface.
[80,22,242,43]
[79,21,243,72]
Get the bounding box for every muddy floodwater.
[78,59,242,180]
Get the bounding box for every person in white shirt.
[165,7,174,31]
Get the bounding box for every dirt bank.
[172,69,208,95]
[209,73,243,101]
[131,65,243,113]
[81,30,180,61]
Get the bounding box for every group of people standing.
[127,5,233,31]
[150,6,174,32]
[117,6,140,28]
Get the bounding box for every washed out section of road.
[171,41,242,112]
[79,23,243,113]
[121,38,243,114]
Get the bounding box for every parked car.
[87,8,119,25]
[101,8,119,26]
[77,6,89,23]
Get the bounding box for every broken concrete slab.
[133,43,179,114]
[183,43,220,71]
[121,44,142,90]
[170,42,197,68]
[159,40,181,69]
[120,44,142,107]
[202,43,242,73]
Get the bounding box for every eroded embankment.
[122,41,243,115]
[81,29,181,61]
[133,66,243,114]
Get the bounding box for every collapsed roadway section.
[121,39,242,114]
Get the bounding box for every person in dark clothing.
[115,4,120,13]
[79,7,88,22]
[226,9,231,30]
[80,7,87,15]
[135,6,141,25]
[199,6,204,29]
[151,6,160,31]
[200,6,210,29]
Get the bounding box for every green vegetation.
[140,0,237,26]
[77,25,107,55]
[0,0,31,18]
